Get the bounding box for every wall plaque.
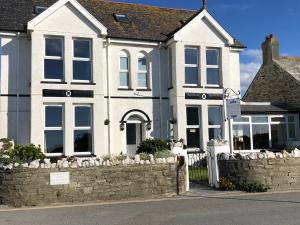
[50,172,70,185]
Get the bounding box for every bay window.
[208,106,222,140]
[184,47,199,85]
[186,106,201,148]
[44,105,64,154]
[44,37,64,80]
[73,39,92,81]
[137,53,148,88]
[206,48,220,86]
[74,105,93,154]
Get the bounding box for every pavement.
[1,188,300,225]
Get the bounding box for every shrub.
[8,144,45,163]
[219,177,236,191]
[136,138,170,155]
[139,152,151,161]
[237,181,268,193]
[154,150,174,159]
[0,138,13,153]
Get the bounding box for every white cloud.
[240,49,262,95]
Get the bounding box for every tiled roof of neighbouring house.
[274,57,300,82]
[0,0,245,46]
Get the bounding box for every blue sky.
[113,0,300,93]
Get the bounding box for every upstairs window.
[73,39,92,82]
[184,47,199,85]
[44,37,64,80]
[119,51,130,88]
[137,53,148,88]
[206,48,220,86]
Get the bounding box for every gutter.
[158,42,163,138]
[16,32,20,144]
[106,38,111,155]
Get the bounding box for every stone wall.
[218,158,300,191]
[0,163,186,207]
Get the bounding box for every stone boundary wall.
[218,158,300,191]
[0,163,186,207]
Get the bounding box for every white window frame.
[44,104,64,157]
[186,106,202,150]
[72,38,92,83]
[206,48,221,87]
[74,104,93,156]
[184,47,199,86]
[137,52,148,89]
[44,37,64,82]
[119,51,130,89]
[208,106,223,139]
[232,114,298,152]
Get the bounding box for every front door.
[126,122,142,156]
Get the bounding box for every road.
[1,191,300,225]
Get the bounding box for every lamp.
[146,122,152,131]
[120,122,125,131]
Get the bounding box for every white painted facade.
[0,0,243,156]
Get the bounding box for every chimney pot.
[261,34,280,65]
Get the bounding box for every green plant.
[116,154,127,161]
[154,150,174,159]
[237,181,268,193]
[8,144,45,163]
[136,138,170,155]
[139,152,151,161]
[219,177,236,191]
[0,138,13,153]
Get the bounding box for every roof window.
[114,14,130,23]
[34,6,48,15]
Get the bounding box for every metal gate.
[187,150,208,185]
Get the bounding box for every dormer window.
[114,14,130,23]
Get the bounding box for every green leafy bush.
[136,138,170,155]
[237,181,268,193]
[139,152,151,161]
[154,150,174,159]
[9,144,45,163]
[219,177,236,191]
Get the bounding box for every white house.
[0,0,247,157]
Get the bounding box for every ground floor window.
[44,105,64,154]
[208,106,222,140]
[186,106,201,148]
[233,115,298,151]
[74,105,93,154]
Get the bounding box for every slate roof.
[274,57,300,82]
[0,0,245,45]
[241,104,299,114]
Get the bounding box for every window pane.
[120,72,129,86]
[252,116,268,123]
[209,128,222,140]
[120,57,129,70]
[73,61,91,81]
[208,106,221,126]
[74,40,90,58]
[288,124,296,139]
[206,49,219,65]
[75,106,91,127]
[186,128,200,148]
[138,73,147,87]
[126,123,136,145]
[45,106,62,127]
[45,130,63,153]
[186,107,199,125]
[252,124,269,149]
[74,130,92,152]
[185,67,198,84]
[207,68,220,85]
[271,117,285,122]
[233,124,251,150]
[288,116,295,122]
[271,124,287,149]
[233,117,249,123]
[185,48,198,65]
[45,38,62,57]
[138,57,147,71]
[44,59,63,80]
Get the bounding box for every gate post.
[207,140,230,188]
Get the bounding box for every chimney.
[261,34,280,65]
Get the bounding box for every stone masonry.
[219,158,300,191]
[0,163,186,207]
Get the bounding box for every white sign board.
[50,172,70,185]
[226,98,241,120]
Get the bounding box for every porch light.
[146,122,152,131]
[120,122,125,131]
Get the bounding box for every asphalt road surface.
[1,191,300,225]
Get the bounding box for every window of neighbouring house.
[137,52,148,88]
[119,51,130,88]
[184,47,199,85]
[73,39,92,82]
[168,48,173,88]
[208,106,222,140]
[44,105,64,154]
[74,105,93,154]
[44,37,64,80]
[206,48,220,86]
[186,106,201,148]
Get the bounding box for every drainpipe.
[106,38,111,155]
[158,42,163,138]
[16,32,20,144]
